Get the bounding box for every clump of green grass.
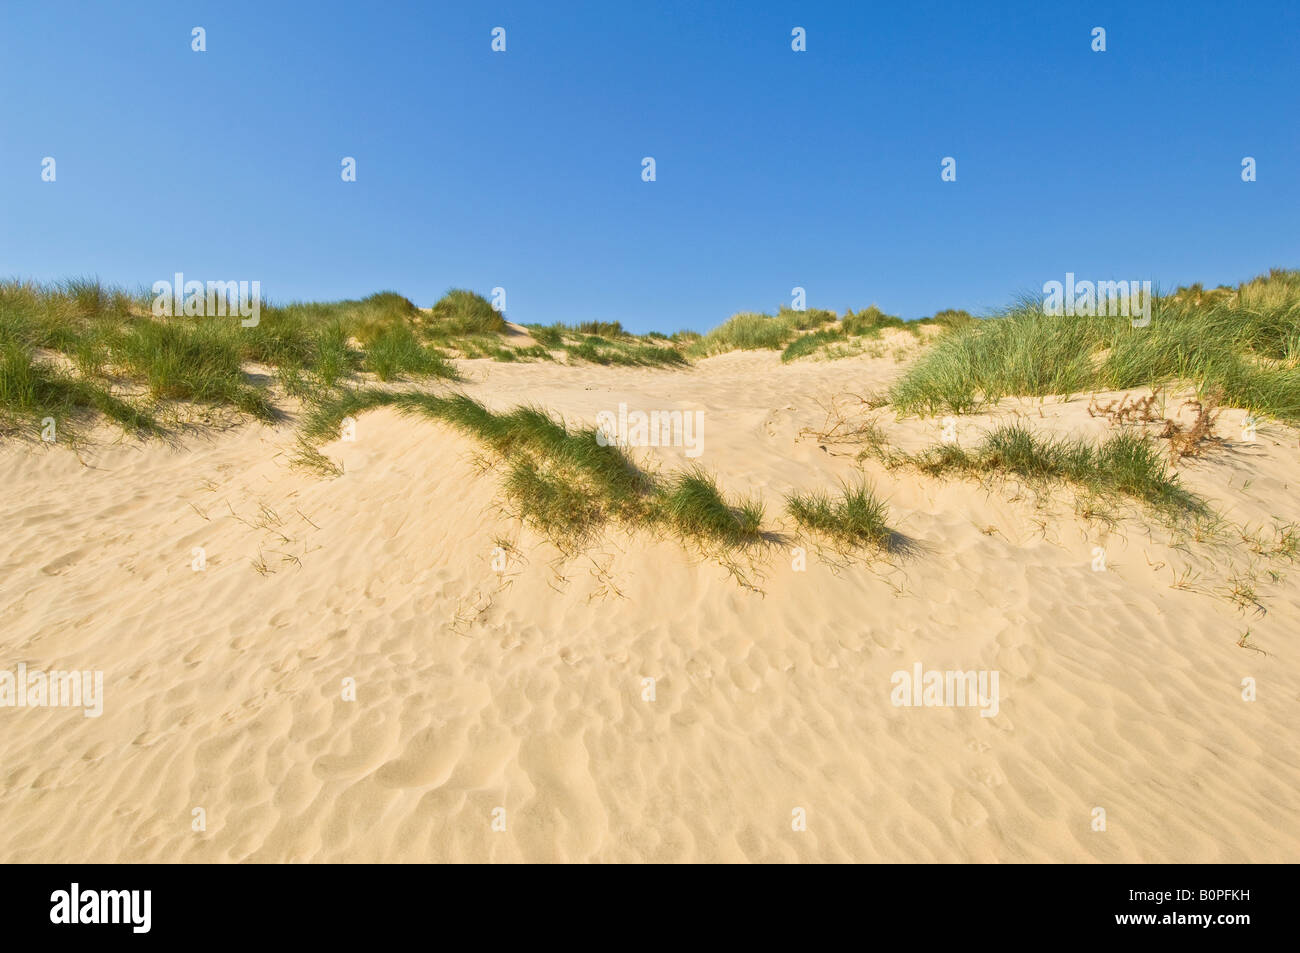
[0,337,158,438]
[521,322,687,367]
[688,311,798,357]
[786,479,893,550]
[252,292,420,371]
[900,423,1206,519]
[781,327,847,362]
[841,305,906,337]
[891,270,1300,422]
[657,466,765,547]
[777,306,838,331]
[115,318,276,419]
[502,459,609,545]
[311,319,361,385]
[507,344,556,362]
[237,305,318,368]
[526,324,565,349]
[780,305,944,363]
[916,308,976,330]
[429,289,507,335]
[565,336,687,367]
[449,335,554,362]
[357,322,457,381]
[360,291,420,316]
[0,280,484,438]
[523,320,627,341]
[570,320,625,337]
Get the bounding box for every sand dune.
[2,344,1298,862]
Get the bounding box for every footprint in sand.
[40,550,84,575]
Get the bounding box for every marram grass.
[786,479,893,550]
[890,270,1300,422]
[892,423,1207,521]
[300,388,767,553]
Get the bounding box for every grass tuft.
[289,435,344,478]
[786,479,893,550]
[902,423,1206,520]
[689,312,796,357]
[429,289,507,335]
[359,322,458,381]
[657,466,766,547]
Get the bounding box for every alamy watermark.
[596,402,704,458]
[50,883,150,933]
[1043,273,1152,328]
[891,662,999,718]
[1,663,103,717]
[151,272,261,327]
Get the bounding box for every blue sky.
[2,0,1297,333]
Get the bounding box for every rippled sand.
[3,339,1298,862]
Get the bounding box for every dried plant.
[1160,393,1222,462]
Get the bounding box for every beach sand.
[3,339,1298,862]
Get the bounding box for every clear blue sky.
[2,1,1297,333]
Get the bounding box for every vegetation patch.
[428,288,507,335]
[786,479,894,550]
[890,270,1300,422]
[299,388,765,554]
[887,422,1207,521]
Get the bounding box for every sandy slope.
[2,339,1298,862]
